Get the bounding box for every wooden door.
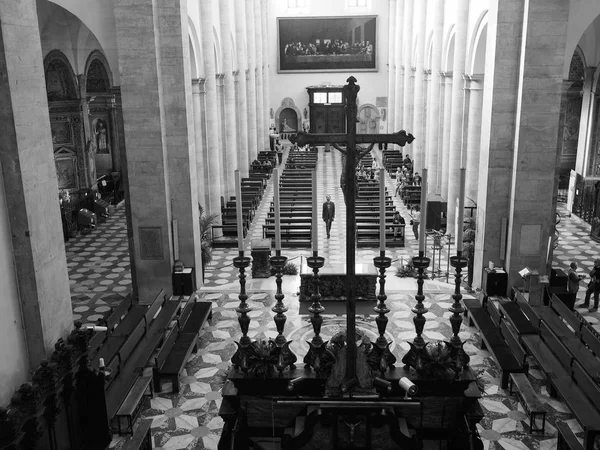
[310,105,346,134]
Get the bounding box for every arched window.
[86,59,110,93]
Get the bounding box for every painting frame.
[277,16,377,73]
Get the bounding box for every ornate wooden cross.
[290,76,414,388]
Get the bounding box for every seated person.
[392,211,405,239]
[413,172,422,186]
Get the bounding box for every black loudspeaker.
[482,268,508,296]
[426,195,447,231]
[172,268,196,296]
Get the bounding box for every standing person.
[275,139,283,165]
[410,206,421,240]
[568,262,585,309]
[581,259,600,311]
[322,195,335,239]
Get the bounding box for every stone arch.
[84,50,113,93]
[442,25,456,72]
[425,30,434,71]
[43,50,79,101]
[467,10,488,75]
[357,103,380,135]
[213,26,222,74]
[188,17,203,77]
[275,98,302,139]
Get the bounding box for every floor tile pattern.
[65,205,131,326]
[63,146,600,449]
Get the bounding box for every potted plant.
[199,204,219,282]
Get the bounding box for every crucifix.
[290,76,414,389]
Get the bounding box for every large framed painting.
[278,16,377,73]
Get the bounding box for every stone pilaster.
[216,73,228,198]
[394,0,405,132]
[576,66,597,175]
[412,0,427,173]
[220,0,239,195]
[440,72,453,199]
[426,0,444,194]
[199,0,223,218]
[254,0,265,151]
[464,75,484,205]
[115,0,201,300]
[475,0,570,289]
[234,0,250,176]
[192,78,209,211]
[445,0,469,243]
[246,0,258,163]
[402,0,414,135]
[261,0,270,147]
[0,0,72,369]
[387,0,397,130]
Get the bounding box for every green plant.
[270,261,298,276]
[412,341,461,380]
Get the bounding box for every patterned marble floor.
[64,145,600,449]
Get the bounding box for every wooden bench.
[121,418,153,450]
[115,376,153,435]
[498,300,538,335]
[263,226,312,247]
[153,299,212,393]
[106,292,181,432]
[88,294,134,356]
[508,373,546,433]
[467,307,524,388]
[550,294,582,335]
[556,421,584,450]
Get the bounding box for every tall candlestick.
[273,168,281,251]
[312,169,318,252]
[235,170,244,252]
[457,168,466,253]
[418,169,428,253]
[379,168,385,252]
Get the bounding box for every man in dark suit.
[322,195,335,239]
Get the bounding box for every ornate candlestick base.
[270,253,296,374]
[231,255,253,372]
[369,254,396,375]
[449,254,470,369]
[304,255,329,375]
[402,254,431,370]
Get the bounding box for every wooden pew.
[556,421,584,450]
[154,298,212,393]
[508,373,546,433]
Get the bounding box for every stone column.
[412,0,427,172]
[199,0,224,218]
[115,0,202,300]
[464,75,484,205]
[475,0,570,289]
[387,0,397,130]
[108,96,122,173]
[220,0,239,195]
[440,72,453,199]
[426,0,444,194]
[445,0,469,243]
[576,67,597,175]
[254,0,265,151]
[192,79,209,210]
[0,0,73,369]
[246,0,258,163]
[216,73,228,198]
[234,0,250,175]
[261,0,270,147]
[394,0,405,132]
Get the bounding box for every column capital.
[246,68,250,80]
[440,70,453,79]
[463,73,484,90]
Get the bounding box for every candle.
[418,169,428,253]
[379,168,385,252]
[273,168,281,251]
[312,169,318,252]
[235,170,244,252]
[99,358,105,368]
[457,168,466,253]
